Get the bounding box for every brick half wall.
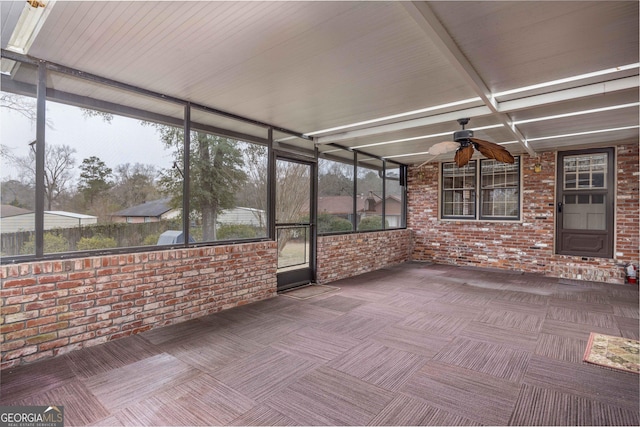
[1,241,277,369]
[316,229,413,284]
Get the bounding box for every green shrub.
[142,233,162,246]
[76,234,117,250]
[357,215,388,231]
[317,213,352,233]
[20,233,70,254]
[217,223,260,240]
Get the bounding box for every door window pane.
[564,154,608,190]
[276,159,310,225]
[385,164,405,229]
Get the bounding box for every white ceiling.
[2,1,638,165]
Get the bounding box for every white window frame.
[440,157,521,221]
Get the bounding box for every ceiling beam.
[401,1,536,156]
[316,75,639,145]
[316,105,491,144]
[498,76,639,112]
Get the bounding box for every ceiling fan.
[419,118,515,168]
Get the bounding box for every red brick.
[5,310,39,323]
[22,284,56,295]
[57,325,87,338]
[56,280,84,289]
[1,323,25,334]
[2,278,37,288]
[39,321,69,334]
[2,345,37,361]
[69,331,96,344]
[26,316,57,328]
[70,301,95,311]
[26,332,58,345]
[57,295,85,305]
[40,305,68,316]
[38,274,68,284]
[5,294,38,304]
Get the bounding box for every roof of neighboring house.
[0,205,32,218]
[112,198,174,217]
[318,195,380,215]
[46,211,98,220]
[317,194,403,215]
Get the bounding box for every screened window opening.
[188,130,267,244]
[318,156,355,233]
[356,156,384,231]
[1,89,37,256]
[1,55,407,263]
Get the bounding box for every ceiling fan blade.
[454,144,474,167]
[470,138,515,164]
[428,140,460,155]
[416,155,437,168]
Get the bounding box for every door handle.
[557,202,563,213]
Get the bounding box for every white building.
[0,206,98,233]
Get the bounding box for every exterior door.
[556,148,614,258]
[275,157,316,291]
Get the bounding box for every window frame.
[440,156,522,221]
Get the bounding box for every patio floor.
[1,262,639,426]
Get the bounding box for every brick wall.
[408,143,639,283]
[1,241,277,370]
[316,229,413,284]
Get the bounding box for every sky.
[1,97,173,181]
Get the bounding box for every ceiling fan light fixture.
[453,129,473,141]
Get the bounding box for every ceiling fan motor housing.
[454,129,474,143]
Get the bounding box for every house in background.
[317,193,401,227]
[372,195,402,228]
[111,198,180,223]
[0,204,97,233]
[112,199,265,227]
[217,207,265,227]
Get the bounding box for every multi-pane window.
[481,159,520,219]
[441,157,520,220]
[442,162,476,218]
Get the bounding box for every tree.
[0,180,34,209]
[157,127,247,241]
[0,93,54,127]
[357,169,382,196]
[236,144,268,228]
[111,162,160,208]
[319,161,353,196]
[1,93,37,121]
[5,143,77,210]
[78,156,113,207]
